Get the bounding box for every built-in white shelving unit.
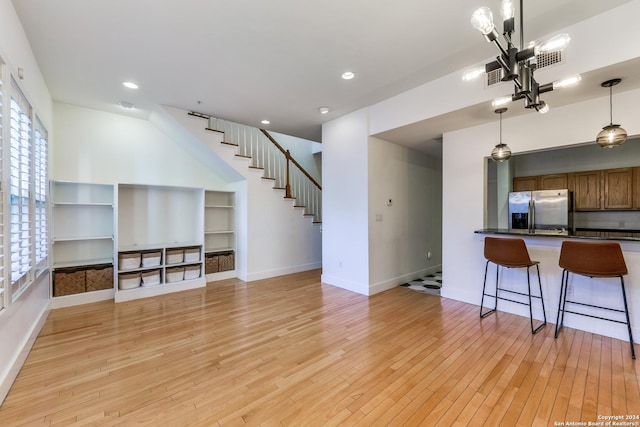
[204,190,236,279]
[115,184,206,302]
[50,181,115,308]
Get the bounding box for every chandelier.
[465,0,581,113]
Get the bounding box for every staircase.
[188,111,322,224]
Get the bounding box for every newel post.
[285,150,292,198]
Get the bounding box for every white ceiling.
[12,0,637,150]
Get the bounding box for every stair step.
[205,127,224,134]
[222,141,239,147]
[248,166,265,170]
[235,154,252,159]
[294,205,305,208]
[261,177,276,181]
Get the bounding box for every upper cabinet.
[573,171,601,211]
[538,173,570,191]
[603,168,633,210]
[635,167,640,210]
[513,176,537,192]
[514,167,640,211]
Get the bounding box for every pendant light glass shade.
[596,124,627,148]
[491,143,512,161]
[597,78,627,148]
[491,108,512,162]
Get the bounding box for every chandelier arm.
[519,0,524,51]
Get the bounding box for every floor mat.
[400,272,442,295]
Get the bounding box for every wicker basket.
[166,248,184,265]
[184,265,201,280]
[54,269,86,296]
[86,265,114,292]
[166,267,185,283]
[219,253,234,272]
[142,251,162,268]
[184,247,201,263]
[205,254,219,274]
[119,252,141,270]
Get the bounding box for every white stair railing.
[192,112,322,223]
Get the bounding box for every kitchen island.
[475,228,640,241]
[466,228,640,347]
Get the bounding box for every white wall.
[0,0,53,406]
[270,131,322,183]
[53,103,232,188]
[442,90,640,341]
[321,109,371,294]
[368,136,442,294]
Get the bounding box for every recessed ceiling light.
[119,101,134,109]
[122,81,139,89]
[261,119,270,125]
[341,71,355,80]
[318,107,330,114]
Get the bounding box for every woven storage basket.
[54,269,86,296]
[86,265,113,292]
[184,264,201,280]
[119,252,141,270]
[166,267,185,283]
[118,272,141,290]
[184,247,201,263]
[205,254,219,274]
[219,253,235,272]
[141,269,161,286]
[166,248,184,265]
[142,251,162,268]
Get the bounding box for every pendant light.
[491,108,512,162]
[596,78,627,148]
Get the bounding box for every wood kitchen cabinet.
[603,168,633,209]
[513,176,537,191]
[538,173,569,190]
[573,171,601,211]
[634,167,640,210]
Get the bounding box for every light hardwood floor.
[0,269,638,426]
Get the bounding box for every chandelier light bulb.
[537,102,550,114]
[535,33,571,54]
[462,67,485,82]
[500,0,515,20]
[553,74,582,89]
[471,7,495,35]
[492,96,512,108]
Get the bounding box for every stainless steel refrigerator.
[508,189,573,234]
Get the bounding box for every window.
[8,78,48,300]
[10,80,32,296]
[0,68,4,311]
[34,119,48,275]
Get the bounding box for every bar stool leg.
[527,265,546,334]
[480,261,498,318]
[555,269,568,338]
[536,264,547,325]
[619,276,636,359]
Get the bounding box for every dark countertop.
[475,228,640,242]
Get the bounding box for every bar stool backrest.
[559,241,627,277]
[484,237,534,268]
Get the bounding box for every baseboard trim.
[0,302,50,406]
[245,262,322,282]
[369,265,442,295]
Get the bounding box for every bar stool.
[480,237,547,334]
[555,241,635,359]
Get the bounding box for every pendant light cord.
[499,111,503,144]
[609,85,614,125]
